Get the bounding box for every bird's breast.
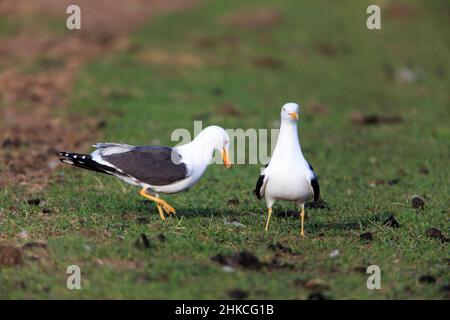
[265,165,312,201]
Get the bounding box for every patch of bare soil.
[309,102,329,115]
[0,0,198,191]
[216,103,242,117]
[385,1,416,19]
[212,251,262,270]
[138,49,203,67]
[250,56,284,69]
[221,7,283,31]
[96,258,141,270]
[0,245,23,267]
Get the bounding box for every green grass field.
[0,0,449,299]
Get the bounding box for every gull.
[59,126,231,220]
[254,103,320,236]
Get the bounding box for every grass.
[0,0,449,299]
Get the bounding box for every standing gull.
[59,126,231,220]
[254,103,320,236]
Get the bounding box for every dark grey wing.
[103,146,188,186]
[307,162,320,202]
[254,174,265,200]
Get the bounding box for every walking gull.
[59,126,231,220]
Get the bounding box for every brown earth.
[0,245,23,267]
[0,0,198,192]
[221,7,282,31]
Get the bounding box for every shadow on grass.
[135,200,240,218]
[176,208,244,218]
[308,213,386,233]
[134,200,386,232]
[270,208,386,233]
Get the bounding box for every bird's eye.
[282,108,285,111]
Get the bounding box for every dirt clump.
[211,251,262,270]
[0,245,23,267]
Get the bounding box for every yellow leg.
[156,204,165,221]
[300,206,305,237]
[265,208,273,231]
[139,189,176,220]
[158,199,176,215]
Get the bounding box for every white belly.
[150,175,198,194]
[265,165,312,202]
[142,163,207,195]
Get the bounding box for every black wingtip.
[58,151,68,162]
[254,174,265,200]
[311,178,320,202]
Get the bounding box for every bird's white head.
[280,102,300,122]
[195,125,231,168]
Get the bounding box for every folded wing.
[100,146,188,186]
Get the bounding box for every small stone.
[354,266,367,274]
[360,232,373,242]
[212,87,223,96]
[0,245,23,267]
[384,215,400,228]
[227,198,240,208]
[225,220,245,228]
[26,198,41,206]
[17,229,29,240]
[42,208,53,214]
[308,292,327,300]
[419,275,436,284]
[135,234,152,249]
[22,240,48,249]
[387,178,400,185]
[304,279,329,290]
[222,266,235,273]
[268,242,294,255]
[47,160,59,170]
[136,217,150,225]
[3,137,24,148]
[396,67,417,83]
[440,284,450,292]
[419,166,429,175]
[211,251,262,270]
[412,195,425,210]
[329,250,340,258]
[425,228,447,242]
[157,234,166,243]
[97,119,107,128]
[228,289,248,300]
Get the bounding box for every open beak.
[288,112,299,120]
[221,148,231,168]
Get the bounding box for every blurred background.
[0,0,194,189]
[0,0,448,190]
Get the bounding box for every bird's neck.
[178,134,216,166]
[273,120,303,158]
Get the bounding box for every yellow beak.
[289,112,299,120]
[222,148,231,168]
